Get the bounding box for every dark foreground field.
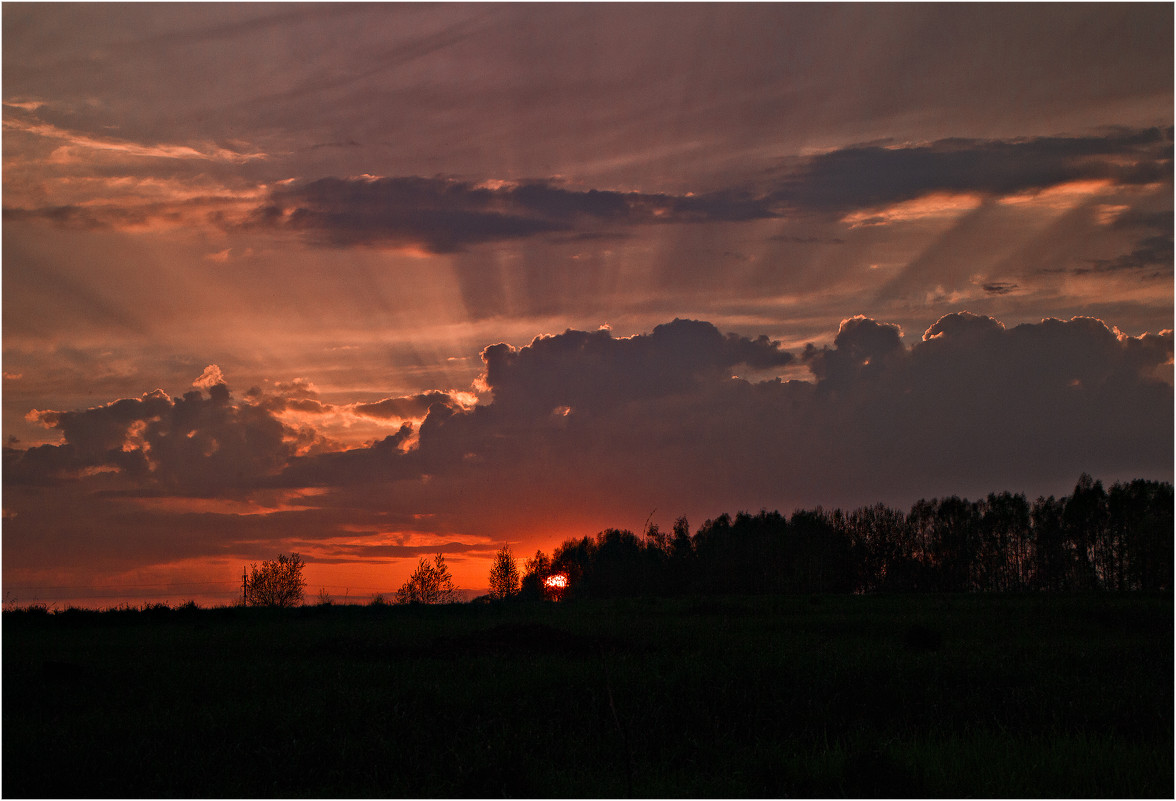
[3,594,1172,798]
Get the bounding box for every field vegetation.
[4,592,1171,797]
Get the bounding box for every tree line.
[244,474,1170,607]
[493,474,1172,599]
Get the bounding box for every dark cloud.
[243,381,331,416]
[406,314,1169,531]
[6,382,293,494]
[3,196,248,230]
[1027,207,1176,278]
[353,391,459,420]
[983,282,1019,295]
[478,319,793,419]
[1088,209,1175,275]
[768,234,846,245]
[2,205,113,229]
[232,128,1174,252]
[1086,235,1174,275]
[802,316,905,390]
[253,177,566,253]
[4,314,1171,574]
[276,425,421,488]
[7,128,1169,255]
[246,176,781,253]
[769,128,1173,215]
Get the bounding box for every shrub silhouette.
[245,553,306,607]
[396,554,456,604]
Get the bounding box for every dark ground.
[3,593,1172,797]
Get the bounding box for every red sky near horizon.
[3,4,1172,608]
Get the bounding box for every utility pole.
[242,566,247,606]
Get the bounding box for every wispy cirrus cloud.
[3,115,266,163]
[2,194,261,231]
[2,109,270,231]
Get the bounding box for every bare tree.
[488,545,520,599]
[396,554,456,604]
[246,553,306,607]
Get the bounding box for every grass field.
[3,593,1172,797]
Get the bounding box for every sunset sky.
[3,3,1172,606]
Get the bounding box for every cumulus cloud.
[243,379,333,417]
[4,314,1171,579]
[7,383,293,494]
[192,364,226,389]
[408,314,1167,526]
[478,319,793,418]
[802,316,905,390]
[352,391,463,420]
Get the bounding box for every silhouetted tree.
[396,554,456,604]
[843,503,908,593]
[787,508,854,593]
[929,497,980,591]
[488,545,520,599]
[692,513,737,594]
[978,492,1031,591]
[589,528,645,597]
[519,549,552,600]
[552,536,597,598]
[906,499,937,570]
[666,515,695,594]
[671,515,693,561]
[645,521,669,554]
[245,553,306,607]
[1109,479,1173,591]
[734,510,788,593]
[1064,474,1106,590]
[1031,495,1067,591]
